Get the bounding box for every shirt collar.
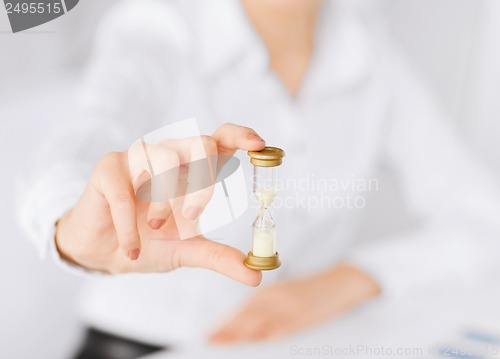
[191,0,267,78]
[192,0,374,95]
[301,0,375,99]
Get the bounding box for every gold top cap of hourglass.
[248,147,285,167]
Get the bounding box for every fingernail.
[247,133,265,142]
[149,219,165,230]
[184,207,202,221]
[128,248,140,261]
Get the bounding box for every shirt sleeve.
[346,54,500,299]
[16,0,187,270]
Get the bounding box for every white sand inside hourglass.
[252,187,277,257]
[255,187,276,208]
[252,228,276,257]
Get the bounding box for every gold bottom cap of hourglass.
[244,252,281,271]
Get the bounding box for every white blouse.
[19,0,500,347]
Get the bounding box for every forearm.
[210,262,381,344]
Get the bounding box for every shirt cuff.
[17,172,105,277]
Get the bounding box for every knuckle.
[220,122,234,129]
[154,148,180,169]
[200,135,217,153]
[129,140,144,153]
[218,122,238,135]
[91,153,125,186]
[112,193,135,210]
[128,141,147,163]
[99,152,122,169]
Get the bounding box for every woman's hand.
[55,123,266,286]
[210,263,381,343]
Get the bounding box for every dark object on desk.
[74,328,164,359]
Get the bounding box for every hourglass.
[244,147,285,271]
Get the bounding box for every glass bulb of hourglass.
[252,208,276,257]
[255,187,276,209]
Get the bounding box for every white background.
[1,1,499,358]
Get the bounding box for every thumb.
[175,237,262,287]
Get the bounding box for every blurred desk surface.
[141,282,500,359]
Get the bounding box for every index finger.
[211,123,266,158]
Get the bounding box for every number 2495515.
[5,2,63,15]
